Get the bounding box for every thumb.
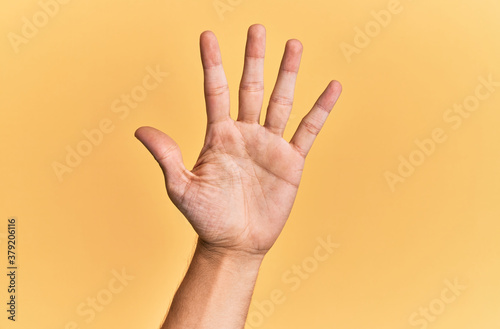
[134,126,189,192]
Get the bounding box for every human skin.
[135,24,342,329]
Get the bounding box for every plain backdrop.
[1,0,500,328]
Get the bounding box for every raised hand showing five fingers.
[135,24,342,256]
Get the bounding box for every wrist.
[195,237,265,272]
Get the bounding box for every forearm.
[160,237,264,329]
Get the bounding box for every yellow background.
[1,0,500,328]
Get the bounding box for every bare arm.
[160,239,263,328]
[135,24,342,329]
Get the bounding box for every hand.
[135,24,342,257]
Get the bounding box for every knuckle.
[302,118,321,136]
[315,101,330,113]
[264,122,282,135]
[156,144,177,163]
[293,142,308,158]
[270,94,294,107]
[205,84,229,97]
[240,80,264,93]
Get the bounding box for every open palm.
[135,24,342,256]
